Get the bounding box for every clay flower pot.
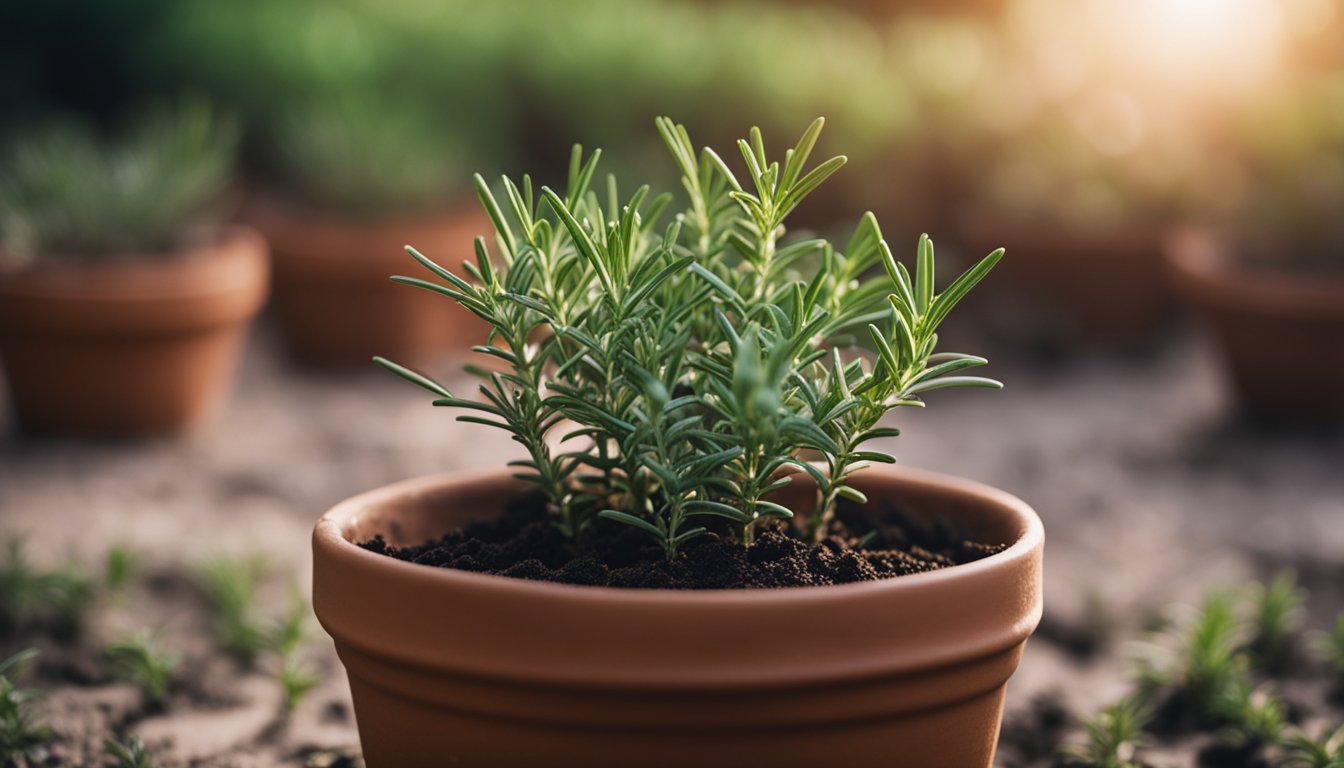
[251,201,489,369]
[960,215,1172,350]
[1165,229,1344,423]
[0,228,268,436]
[312,465,1044,768]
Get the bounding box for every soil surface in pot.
[360,491,1005,589]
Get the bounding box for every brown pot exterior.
[1165,230,1344,422]
[0,228,268,436]
[312,466,1045,768]
[961,216,1172,349]
[254,202,490,369]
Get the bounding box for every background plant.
[1248,570,1307,673]
[1059,695,1150,768]
[0,650,50,767]
[267,92,474,218]
[197,556,271,666]
[104,737,155,768]
[381,117,1002,558]
[0,101,236,266]
[0,539,92,641]
[104,632,179,709]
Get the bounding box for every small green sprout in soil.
[1282,724,1344,768]
[1137,591,1250,724]
[376,117,1002,582]
[1249,570,1307,674]
[104,544,139,597]
[1214,678,1287,749]
[0,650,51,766]
[1323,612,1344,680]
[0,539,93,641]
[276,654,319,713]
[270,590,318,712]
[0,100,237,265]
[1053,576,1344,768]
[104,736,155,768]
[198,556,271,666]
[1059,695,1150,768]
[105,632,180,709]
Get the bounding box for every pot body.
[1166,230,1344,423]
[0,228,268,436]
[253,201,489,369]
[313,466,1044,768]
[961,216,1172,349]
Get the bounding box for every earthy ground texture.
[1,319,1342,767]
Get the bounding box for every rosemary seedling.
[270,590,318,712]
[105,632,179,709]
[380,117,1001,557]
[1136,591,1250,724]
[198,556,270,666]
[1323,612,1344,680]
[104,545,139,597]
[0,539,93,640]
[104,737,155,768]
[1282,724,1344,768]
[0,649,51,766]
[1060,696,1151,768]
[276,654,319,713]
[1213,678,1286,748]
[1247,570,1306,673]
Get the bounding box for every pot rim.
[315,465,1041,603]
[1164,227,1344,317]
[0,226,267,304]
[314,465,1044,689]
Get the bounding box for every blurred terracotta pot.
[251,200,489,369]
[1165,230,1344,423]
[313,466,1044,768]
[0,228,268,436]
[960,216,1172,349]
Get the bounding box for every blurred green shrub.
[0,101,236,265]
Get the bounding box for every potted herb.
[312,118,1043,767]
[249,93,491,368]
[1165,77,1344,423]
[0,103,266,436]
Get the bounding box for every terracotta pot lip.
[0,226,267,302]
[315,465,1043,603]
[1164,227,1344,316]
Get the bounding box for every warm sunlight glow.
[1107,0,1285,94]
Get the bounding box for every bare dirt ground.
[2,321,1341,766]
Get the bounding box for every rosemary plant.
[0,101,236,266]
[381,118,1002,558]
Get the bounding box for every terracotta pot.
[252,201,490,369]
[960,215,1172,349]
[0,228,268,436]
[313,466,1044,768]
[1165,229,1344,423]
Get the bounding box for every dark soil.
[360,492,1006,589]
